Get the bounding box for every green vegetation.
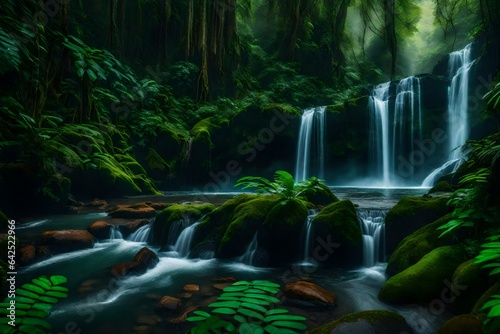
[0,275,68,334]
[186,280,307,334]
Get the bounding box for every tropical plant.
[186,280,307,334]
[234,170,325,202]
[0,275,68,334]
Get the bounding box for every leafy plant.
[186,280,307,334]
[0,275,68,334]
[234,170,325,203]
[478,293,500,334]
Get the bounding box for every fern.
[0,275,68,334]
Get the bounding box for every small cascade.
[369,77,423,186]
[240,234,258,266]
[173,222,199,257]
[422,44,474,186]
[303,209,319,260]
[128,221,152,243]
[357,209,386,267]
[109,226,123,240]
[166,215,197,248]
[295,106,326,182]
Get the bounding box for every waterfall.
[128,221,152,243]
[295,106,326,182]
[369,77,423,186]
[109,226,123,240]
[166,215,197,248]
[422,44,474,186]
[357,209,386,267]
[303,209,319,261]
[173,222,199,257]
[240,234,258,266]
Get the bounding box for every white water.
[303,209,319,261]
[127,221,152,242]
[369,76,423,186]
[166,215,198,247]
[295,106,326,181]
[357,209,386,267]
[240,234,258,266]
[172,222,199,257]
[109,225,123,240]
[422,44,474,186]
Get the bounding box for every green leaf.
[21,284,44,295]
[45,291,68,299]
[251,281,280,288]
[0,325,14,334]
[240,297,270,306]
[239,323,264,334]
[39,296,58,304]
[223,286,249,292]
[26,309,49,318]
[237,307,264,321]
[263,325,299,334]
[32,278,51,291]
[192,310,211,318]
[271,321,307,330]
[186,316,208,322]
[264,315,306,322]
[86,68,97,81]
[234,315,248,324]
[240,302,267,314]
[77,67,85,77]
[50,276,67,286]
[19,325,45,334]
[244,294,280,303]
[211,308,237,315]
[265,309,289,316]
[208,301,240,309]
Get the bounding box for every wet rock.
[85,199,108,207]
[39,230,95,254]
[284,281,335,307]
[436,314,482,334]
[134,247,160,269]
[178,292,193,299]
[108,203,157,219]
[212,277,237,283]
[19,245,36,266]
[88,220,111,240]
[183,284,200,292]
[169,305,199,323]
[146,202,168,211]
[156,296,182,314]
[111,262,143,277]
[111,247,159,278]
[212,283,233,291]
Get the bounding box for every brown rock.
[212,277,237,283]
[436,314,482,334]
[146,202,168,211]
[284,281,335,306]
[178,292,193,299]
[183,284,200,292]
[212,283,233,291]
[128,219,150,232]
[134,247,159,269]
[85,199,108,207]
[19,245,36,266]
[111,262,143,277]
[39,230,95,254]
[156,296,182,313]
[169,305,199,324]
[108,204,157,219]
[88,220,111,240]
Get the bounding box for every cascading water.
[173,222,199,257]
[422,44,474,186]
[302,209,319,261]
[109,226,123,240]
[295,106,326,181]
[369,77,423,186]
[166,215,197,248]
[357,209,386,267]
[128,221,152,242]
[240,234,258,266]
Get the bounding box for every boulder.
[39,230,95,254]
[152,203,215,246]
[85,199,108,207]
[436,314,483,334]
[451,259,490,314]
[428,181,454,194]
[385,196,450,255]
[386,213,455,276]
[156,296,182,314]
[111,262,142,277]
[310,200,362,266]
[284,281,335,307]
[111,247,159,278]
[379,245,467,304]
[307,310,414,334]
[108,203,157,219]
[19,245,36,266]
[133,247,160,269]
[183,284,199,292]
[88,220,112,240]
[301,184,339,206]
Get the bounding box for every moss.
[308,310,412,334]
[346,95,370,107]
[0,210,7,231]
[152,203,216,245]
[259,198,309,265]
[451,259,490,314]
[218,196,279,258]
[326,103,344,113]
[385,196,451,255]
[301,184,339,206]
[311,200,362,266]
[262,103,301,116]
[190,117,226,144]
[386,213,455,276]
[379,244,468,304]
[436,314,483,334]
[429,181,454,194]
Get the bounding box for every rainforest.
[1,0,500,333]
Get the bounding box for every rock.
[428,181,454,194]
[308,310,414,334]
[451,259,490,314]
[152,203,216,246]
[19,245,36,266]
[108,203,157,219]
[88,220,111,240]
[310,200,362,266]
[39,230,95,254]
[436,314,483,334]
[212,277,237,283]
[301,184,339,206]
[183,284,199,292]
[85,199,108,207]
[169,305,199,323]
[385,196,450,255]
[258,198,309,265]
[133,247,160,269]
[284,281,335,307]
[379,245,467,304]
[212,283,233,291]
[472,281,500,315]
[386,213,455,276]
[178,292,192,299]
[111,262,143,277]
[119,219,150,238]
[156,296,182,314]
[111,247,159,278]
[146,202,168,211]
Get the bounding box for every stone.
[183,284,200,292]
[19,245,36,266]
[284,281,335,306]
[156,296,182,313]
[436,314,482,334]
[108,203,157,219]
[85,199,108,207]
[88,220,111,239]
[39,230,95,254]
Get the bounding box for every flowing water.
[127,221,152,242]
[357,209,387,267]
[239,233,259,266]
[172,222,199,257]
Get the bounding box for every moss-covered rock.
[301,184,339,206]
[310,200,362,266]
[385,196,451,255]
[429,181,454,194]
[152,203,216,246]
[471,281,500,315]
[258,198,309,265]
[451,259,490,314]
[379,245,467,304]
[218,196,279,258]
[307,310,414,334]
[386,213,455,276]
[436,314,483,334]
